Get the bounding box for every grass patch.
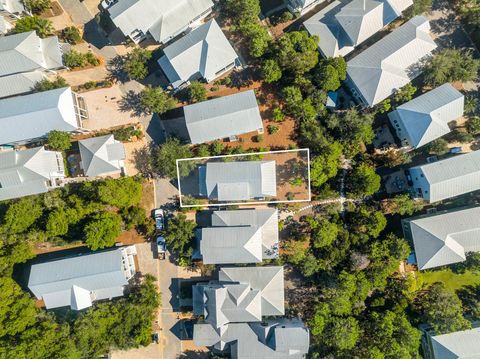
[416,269,480,292]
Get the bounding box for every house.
[0,146,65,201]
[28,246,137,310]
[158,19,239,89]
[428,327,480,359]
[79,134,126,177]
[408,150,480,203]
[198,161,277,202]
[287,0,325,14]
[194,319,310,358]
[193,266,285,328]
[303,0,413,58]
[195,208,279,264]
[402,206,480,270]
[107,0,213,44]
[389,84,464,150]
[0,31,64,98]
[346,16,437,107]
[0,0,24,18]
[182,90,263,144]
[0,87,87,145]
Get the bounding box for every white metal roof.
[183,90,263,144]
[78,134,125,177]
[108,0,213,43]
[409,150,480,203]
[0,147,64,201]
[0,87,80,145]
[0,31,63,77]
[0,71,45,99]
[388,83,464,148]
[347,16,437,106]
[159,19,238,87]
[304,0,413,57]
[431,327,480,359]
[405,206,480,269]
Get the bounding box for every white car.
[101,0,116,10]
[154,209,164,231]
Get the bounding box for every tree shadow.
[118,90,147,116]
[133,145,153,176]
[107,55,129,83]
[178,350,210,358]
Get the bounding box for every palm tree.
[14,16,53,38]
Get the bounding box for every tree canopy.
[83,211,122,250]
[124,48,152,80]
[47,130,72,151]
[151,138,194,178]
[139,86,176,114]
[424,49,480,86]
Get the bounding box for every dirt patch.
[140,180,155,213]
[39,1,63,17]
[33,241,85,255]
[116,229,146,245]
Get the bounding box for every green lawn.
[416,269,480,292]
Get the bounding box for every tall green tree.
[346,163,381,197]
[187,81,207,103]
[47,130,71,151]
[310,142,343,187]
[83,212,122,250]
[261,59,282,83]
[139,86,176,114]
[1,197,43,234]
[151,138,194,178]
[124,48,152,80]
[97,177,142,209]
[14,16,53,38]
[424,49,480,86]
[275,31,319,76]
[161,213,196,258]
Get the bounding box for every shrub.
[47,130,71,151]
[63,50,98,68]
[33,76,68,92]
[272,108,285,122]
[23,0,51,14]
[187,81,207,103]
[254,134,264,142]
[62,26,81,44]
[268,125,279,134]
[84,81,97,90]
[124,48,152,80]
[14,15,53,38]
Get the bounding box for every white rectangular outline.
[176,148,311,208]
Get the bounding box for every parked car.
[154,209,164,231]
[156,236,166,260]
[101,0,117,9]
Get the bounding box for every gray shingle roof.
[79,134,125,177]
[389,83,464,149]
[0,87,80,145]
[347,16,437,106]
[0,31,63,77]
[202,161,277,201]
[304,0,413,57]
[404,206,480,270]
[431,327,480,359]
[409,150,480,203]
[194,319,309,358]
[198,208,279,264]
[158,19,238,87]
[109,0,213,43]
[183,90,263,144]
[28,247,134,310]
[0,146,64,201]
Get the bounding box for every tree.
[161,213,196,257]
[139,86,176,114]
[377,148,412,168]
[457,0,480,30]
[467,116,480,134]
[45,207,70,237]
[322,316,360,351]
[97,177,142,209]
[305,217,339,248]
[14,16,53,38]
[261,59,282,83]
[124,48,152,80]
[382,194,424,215]
[33,76,68,92]
[464,94,479,115]
[84,212,122,250]
[347,163,381,197]
[63,50,98,68]
[358,310,421,358]
[414,282,471,334]
[151,138,194,178]
[47,130,71,151]
[450,129,474,143]
[23,0,51,13]
[1,197,43,234]
[224,0,261,24]
[0,277,36,337]
[310,142,343,187]
[275,31,319,76]
[62,26,81,44]
[348,205,387,240]
[121,206,147,231]
[426,138,449,155]
[325,109,375,157]
[393,83,417,104]
[424,49,480,86]
[405,0,432,17]
[239,22,271,58]
[187,81,207,103]
[312,57,347,92]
